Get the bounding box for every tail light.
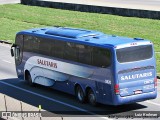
[155,78,157,88]
[114,84,120,95]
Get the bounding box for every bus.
[11,27,157,106]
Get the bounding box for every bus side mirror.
[11,44,16,57]
[11,48,14,57]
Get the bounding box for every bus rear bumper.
[112,90,157,106]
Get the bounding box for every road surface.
[43,0,160,11]
[0,0,160,11]
[0,43,160,120]
[0,0,20,4]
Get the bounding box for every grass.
[0,4,160,73]
[156,53,160,75]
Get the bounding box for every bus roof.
[17,27,152,48]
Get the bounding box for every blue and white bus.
[11,27,157,106]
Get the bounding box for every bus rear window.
[116,45,153,63]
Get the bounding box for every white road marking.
[2,60,12,64]
[145,101,160,106]
[0,81,111,120]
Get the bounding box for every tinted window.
[93,47,111,67]
[24,35,33,52]
[24,35,40,53]
[77,44,92,65]
[64,42,78,61]
[32,37,40,53]
[23,35,111,67]
[116,45,153,63]
[39,38,51,56]
[53,40,65,59]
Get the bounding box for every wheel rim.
[77,87,83,101]
[88,91,96,105]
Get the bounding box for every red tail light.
[114,84,120,95]
[155,78,157,88]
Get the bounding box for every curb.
[0,40,12,45]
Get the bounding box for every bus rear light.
[154,78,157,88]
[114,84,120,95]
[115,89,120,95]
[114,84,119,89]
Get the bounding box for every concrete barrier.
[21,0,160,19]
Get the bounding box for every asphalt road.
[46,0,160,11]
[0,0,159,11]
[0,43,160,120]
[102,0,160,6]
[0,0,20,4]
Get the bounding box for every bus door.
[115,45,156,97]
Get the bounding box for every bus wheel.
[88,89,97,106]
[75,86,86,103]
[26,73,34,86]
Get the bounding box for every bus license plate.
[134,90,142,94]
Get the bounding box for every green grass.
[0,18,44,42]
[0,4,160,73]
[156,53,160,75]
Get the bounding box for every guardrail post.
[20,101,24,120]
[4,95,7,112]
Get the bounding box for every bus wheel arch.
[86,87,97,106]
[75,84,86,103]
[24,70,34,86]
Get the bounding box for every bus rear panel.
[113,43,157,105]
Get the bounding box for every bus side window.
[93,48,111,67]
[77,44,92,65]
[32,37,40,53]
[39,38,51,56]
[53,40,65,59]
[24,35,33,52]
[64,42,78,62]
[50,40,55,57]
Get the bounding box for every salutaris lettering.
[121,72,152,80]
[37,59,57,68]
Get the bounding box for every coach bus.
[11,27,157,106]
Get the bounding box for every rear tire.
[26,72,34,86]
[75,86,86,103]
[88,89,97,106]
